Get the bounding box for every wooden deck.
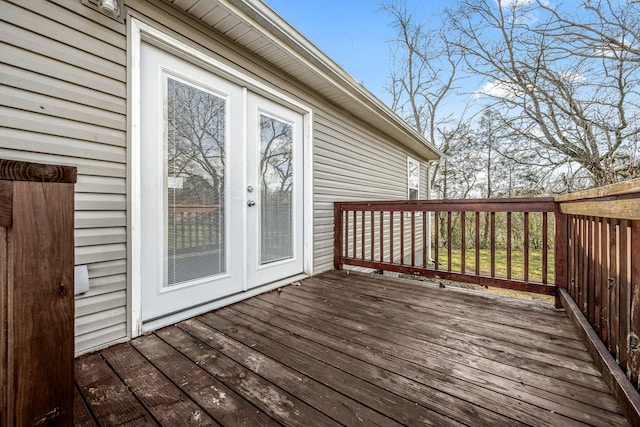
[74,270,630,426]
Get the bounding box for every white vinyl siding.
[1,0,128,354]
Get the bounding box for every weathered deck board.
[75,270,630,426]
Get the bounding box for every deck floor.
[74,270,630,426]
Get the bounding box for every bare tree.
[168,78,226,204]
[447,0,640,187]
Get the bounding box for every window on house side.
[407,157,420,200]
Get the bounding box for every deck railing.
[334,180,640,398]
[555,181,640,390]
[334,198,557,297]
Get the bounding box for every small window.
[407,157,420,200]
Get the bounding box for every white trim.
[127,16,143,338]
[142,273,308,332]
[303,110,314,276]
[407,156,420,200]
[241,86,249,292]
[128,17,314,336]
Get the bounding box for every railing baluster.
[507,212,512,280]
[181,212,186,250]
[524,212,529,283]
[411,211,416,267]
[434,212,440,270]
[594,217,602,335]
[542,212,548,284]
[447,212,452,272]
[400,210,405,265]
[619,219,629,371]
[609,219,619,355]
[352,210,357,259]
[422,211,427,267]
[475,211,480,277]
[370,211,374,261]
[380,211,384,263]
[601,217,610,346]
[582,216,589,315]
[390,211,394,264]
[490,212,496,278]
[361,211,365,260]
[345,210,350,261]
[461,212,466,274]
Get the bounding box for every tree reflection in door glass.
[259,114,294,264]
[166,77,226,286]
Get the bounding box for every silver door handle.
[247,200,256,207]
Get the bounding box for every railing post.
[334,203,343,270]
[554,204,569,309]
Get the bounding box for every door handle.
[247,200,256,207]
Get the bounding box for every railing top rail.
[555,178,640,202]
[335,197,555,213]
[555,180,640,220]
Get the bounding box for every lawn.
[434,247,555,284]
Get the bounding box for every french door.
[140,43,304,322]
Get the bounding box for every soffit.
[167,0,442,161]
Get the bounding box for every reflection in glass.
[166,77,226,286]
[259,114,294,264]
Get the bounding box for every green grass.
[434,247,555,284]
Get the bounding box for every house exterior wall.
[0,0,430,354]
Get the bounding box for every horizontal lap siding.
[0,0,128,354]
[313,114,411,273]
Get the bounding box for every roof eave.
[173,0,442,161]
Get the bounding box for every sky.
[264,0,450,107]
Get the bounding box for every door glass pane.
[166,77,226,286]
[259,114,294,264]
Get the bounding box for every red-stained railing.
[555,181,640,392]
[334,197,558,297]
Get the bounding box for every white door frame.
[127,17,314,337]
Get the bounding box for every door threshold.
[141,273,309,334]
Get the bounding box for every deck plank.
[75,271,630,426]
[101,343,219,426]
[179,317,416,427]
[74,353,157,426]
[73,386,98,427]
[155,325,339,427]
[131,334,276,427]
